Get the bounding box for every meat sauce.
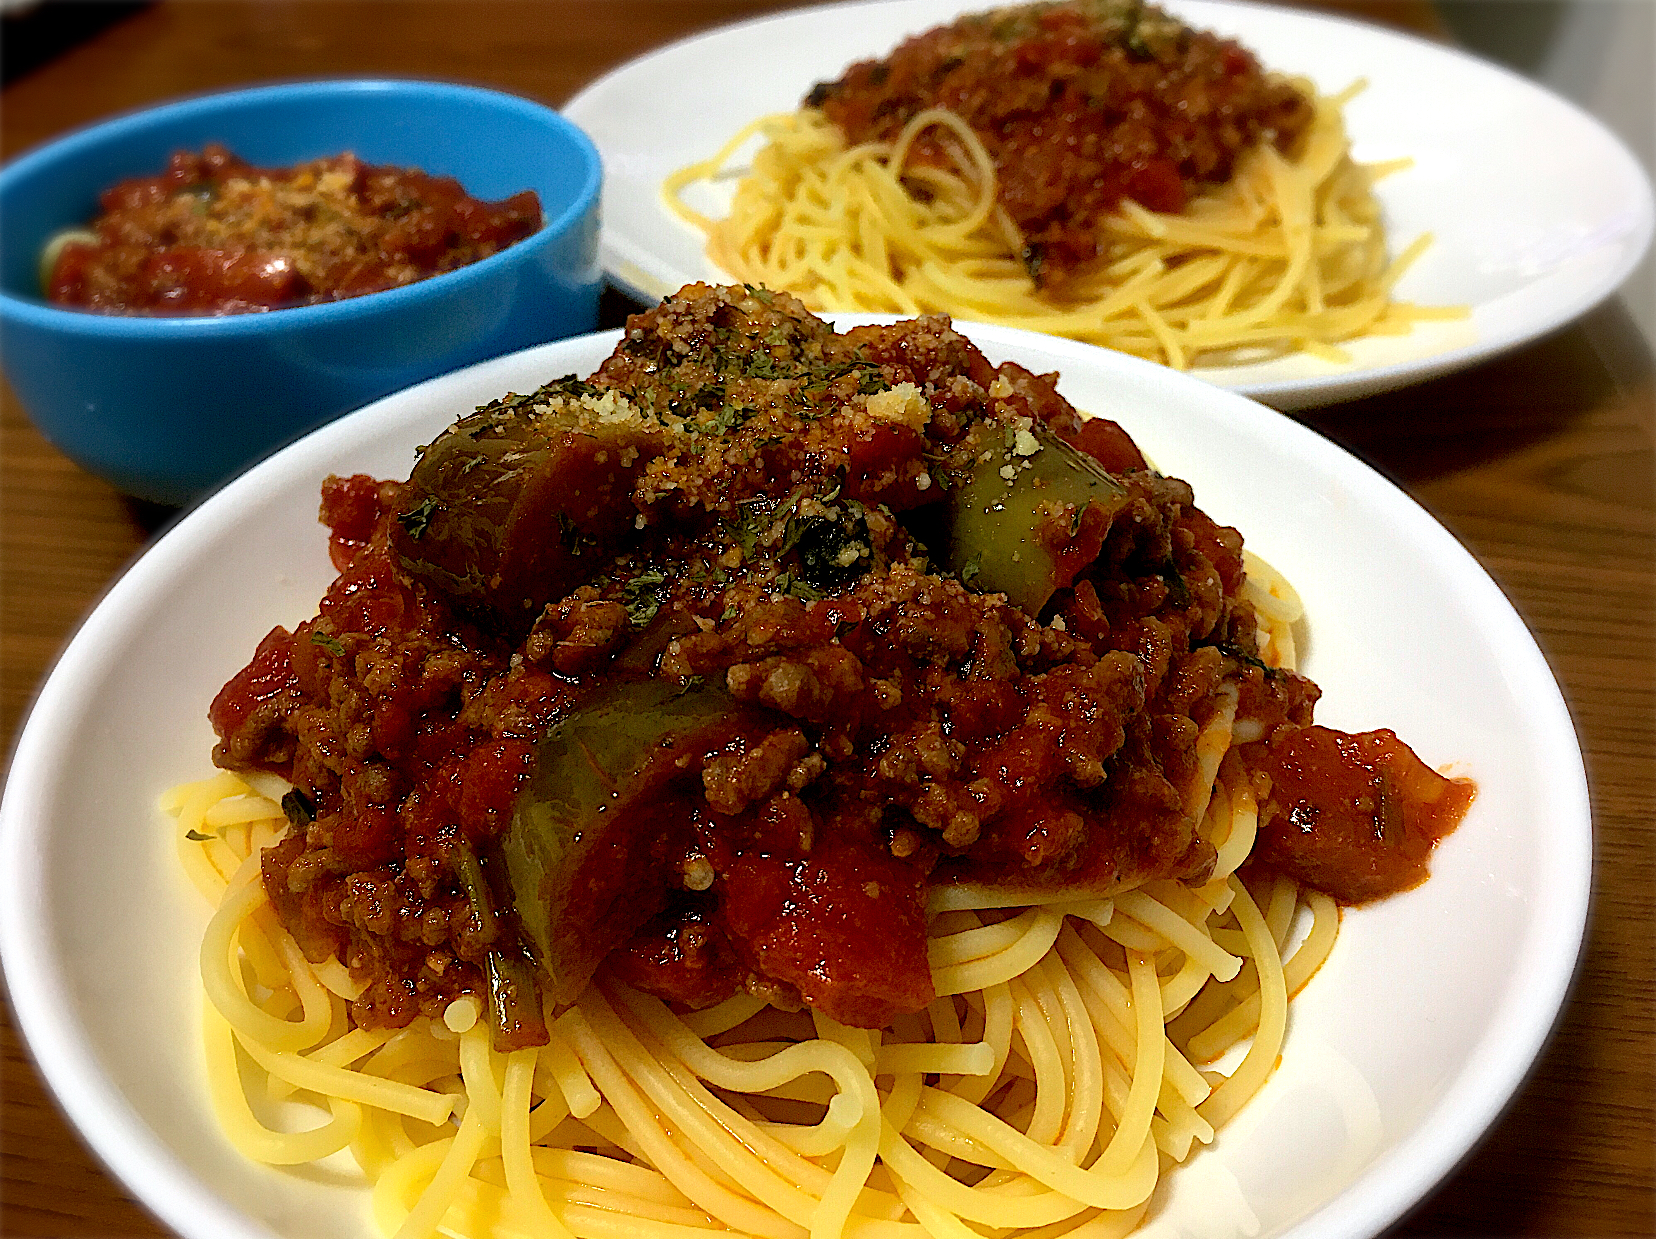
[807,0,1313,284]
[46,143,541,314]
[210,283,1469,1047]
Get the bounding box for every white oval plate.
[0,320,1589,1239]
[566,0,1654,409]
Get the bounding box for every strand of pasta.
[232,1020,459,1126]
[880,1079,1095,1228]
[372,1101,489,1239]
[354,1032,464,1174]
[1183,685,1239,826]
[606,979,885,1201]
[200,858,332,1052]
[1052,925,1215,1158]
[949,981,1015,1108]
[918,1086,1160,1210]
[1007,972,1072,1149]
[932,907,1065,995]
[500,1047,575,1239]
[472,1155,727,1234]
[1193,878,1288,1130]
[524,1147,703,1210]
[1097,951,1165,1179]
[1034,952,1106,1161]
[201,998,363,1164]
[1113,890,1242,983]
[536,1014,603,1118]
[1264,873,1303,950]
[1210,759,1262,879]
[881,938,1166,1228]
[559,998,812,1239]
[1185,889,1340,1063]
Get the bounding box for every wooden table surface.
[2,2,1651,1237]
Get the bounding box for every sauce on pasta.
[666,1,1463,369]
[208,283,1470,1048]
[807,0,1313,283]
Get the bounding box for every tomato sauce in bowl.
[45,142,542,314]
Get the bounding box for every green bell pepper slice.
[947,423,1129,615]
[498,677,738,1007]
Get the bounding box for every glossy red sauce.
[1248,726,1476,903]
[47,143,540,314]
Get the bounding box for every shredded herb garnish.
[555,511,596,557]
[396,496,440,540]
[705,403,753,435]
[794,511,870,592]
[282,788,316,828]
[310,631,346,658]
[1158,556,1191,609]
[543,374,601,399]
[742,350,778,380]
[622,569,670,626]
[725,499,771,561]
[1214,640,1278,678]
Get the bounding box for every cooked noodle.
[165,563,1336,1239]
[665,87,1462,369]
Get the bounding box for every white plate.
[0,321,1589,1239]
[566,0,1654,409]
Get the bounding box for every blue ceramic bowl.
[0,80,603,505]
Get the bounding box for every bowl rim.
[0,77,603,337]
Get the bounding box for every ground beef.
[807,0,1313,283]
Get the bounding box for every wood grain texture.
[2,2,1650,1237]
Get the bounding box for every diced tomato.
[718,835,934,1027]
[1250,727,1475,903]
[208,625,302,741]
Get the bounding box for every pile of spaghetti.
[666,0,1457,368]
[169,758,1333,1239]
[171,283,1469,1239]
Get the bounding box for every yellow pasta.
[163,557,1337,1239]
[666,90,1463,369]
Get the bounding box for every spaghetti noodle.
[665,0,1463,369]
[167,565,1337,1239]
